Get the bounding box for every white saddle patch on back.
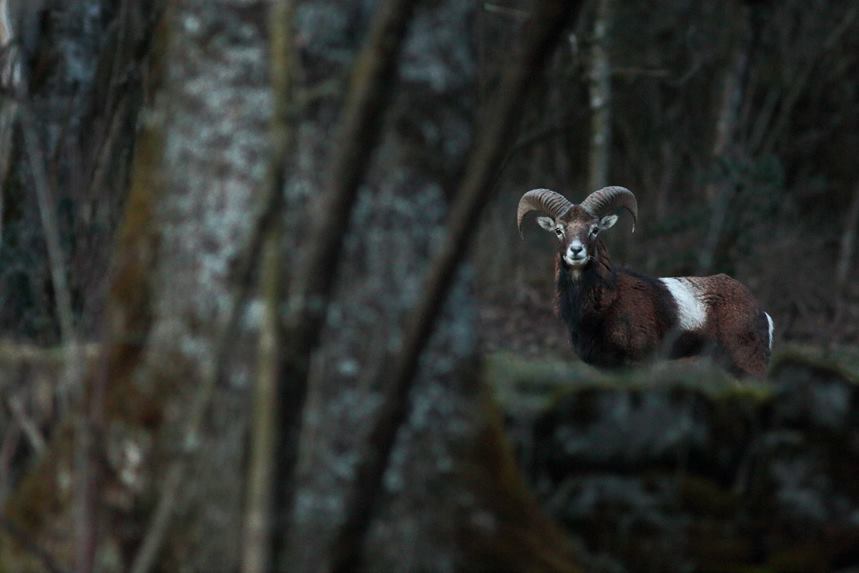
[660,278,707,331]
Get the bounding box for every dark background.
[0,1,856,572]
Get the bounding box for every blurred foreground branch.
[274,0,419,565]
[240,2,295,572]
[19,106,96,572]
[326,1,580,570]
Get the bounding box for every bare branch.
[483,3,530,19]
[240,2,296,571]
[7,395,46,456]
[19,111,77,359]
[19,106,95,573]
[241,226,283,573]
[273,0,419,564]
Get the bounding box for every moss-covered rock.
[491,348,859,573]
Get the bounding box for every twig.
[273,0,419,564]
[494,118,579,185]
[759,6,856,156]
[239,2,295,571]
[127,459,182,573]
[7,395,46,456]
[326,1,579,570]
[612,66,669,78]
[241,226,282,573]
[19,106,94,573]
[483,3,530,19]
[19,110,77,362]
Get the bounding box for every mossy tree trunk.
[3,1,583,572]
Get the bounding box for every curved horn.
[580,186,638,232]
[516,188,574,233]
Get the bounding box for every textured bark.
[76,1,272,571]
[587,0,612,192]
[118,2,272,571]
[698,2,751,274]
[274,0,418,565]
[0,0,155,338]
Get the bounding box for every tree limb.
[273,0,419,565]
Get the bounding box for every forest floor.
[477,284,572,360]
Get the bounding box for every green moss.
[679,476,739,517]
[461,360,581,572]
[486,351,777,418]
[771,344,859,385]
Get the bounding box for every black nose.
[570,245,583,255]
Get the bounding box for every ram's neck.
[555,245,617,325]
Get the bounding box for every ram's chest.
[565,309,649,367]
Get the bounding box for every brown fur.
[548,209,771,378]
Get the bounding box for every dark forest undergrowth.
[489,345,859,573]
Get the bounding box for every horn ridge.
[580,185,638,232]
[516,188,573,233]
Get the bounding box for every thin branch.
[19,110,77,359]
[483,3,530,19]
[326,1,579,570]
[19,106,95,573]
[494,118,579,184]
[759,6,856,156]
[239,2,295,571]
[612,66,669,78]
[241,226,282,573]
[7,395,46,456]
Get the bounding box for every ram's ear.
[537,216,557,231]
[598,214,618,230]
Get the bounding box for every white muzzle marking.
[564,239,589,267]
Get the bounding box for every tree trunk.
[830,182,859,346]
[698,1,751,274]
[587,0,612,191]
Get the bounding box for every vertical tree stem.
[273,0,419,566]
[587,0,612,191]
[241,225,283,573]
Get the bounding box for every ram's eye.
[554,228,564,237]
[590,226,599,236]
